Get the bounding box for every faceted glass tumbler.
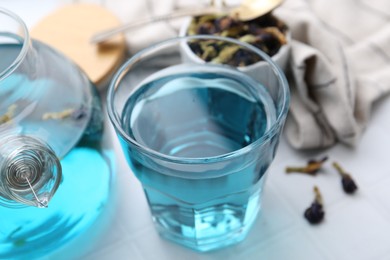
[107,35,290,251]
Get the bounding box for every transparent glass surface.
[0,8,114,259]
[108,35,289,252]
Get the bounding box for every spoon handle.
[90,6,230,44]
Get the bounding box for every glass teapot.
[0,8,114,259]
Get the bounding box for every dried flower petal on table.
[285,156,328,175]
[333,162,358,194]
[304,186,325,224]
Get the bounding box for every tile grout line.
[362,178,390,221]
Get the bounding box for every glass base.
[158,226,250,252]
[149,192,261,252]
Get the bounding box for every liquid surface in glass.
[123,65,275,157]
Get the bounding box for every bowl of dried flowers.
[179,12,291,73]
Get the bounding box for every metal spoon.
[231,0,283,21]
[90,0,283,44]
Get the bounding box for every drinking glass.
[107,35,289,252]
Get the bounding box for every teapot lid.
[30,4,126,88]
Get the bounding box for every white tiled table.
[3,1,390,259]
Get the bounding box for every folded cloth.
[106,0,390,149]
[274,0,390,149]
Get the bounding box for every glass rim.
[107,35,290,164]
[0,8,30,81]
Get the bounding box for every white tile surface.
[241,229,332,260]
[133,227,211,260]
[305,198,390,260]
[83,240,142,260]
[3,1,390,260]
[366,177,390,219]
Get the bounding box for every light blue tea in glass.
[120,65,276,250]
[108,35,289,252]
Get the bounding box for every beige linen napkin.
[106,0,390,149]
[275,0,390,149]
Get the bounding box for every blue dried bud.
[304,186,325,224]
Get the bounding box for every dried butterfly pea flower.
[263,27,287,45]
[188,42,203,56]
[231,49,261,67]
[42,107,86,121]
[0,104,17,124]
[285,156,328,175]
[42,108,75,120]
[197,40,224,61]
[198,22,217,35]
[71,106,87,120]
[211,45,240,64]
[249,12,288,32]
[187,12,288,66]
[304,186,325,224]
[214,16,237,31]
[332,162,358,194]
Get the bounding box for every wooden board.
[31,4,126,87]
